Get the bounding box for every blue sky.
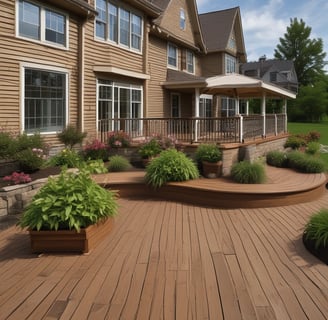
[196,0,328,64]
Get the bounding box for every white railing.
[98,114,287,144]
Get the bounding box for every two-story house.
[0,0,295,150]
[240,56,298,93]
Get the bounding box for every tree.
[274,18,326,86]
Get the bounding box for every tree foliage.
[274,18,326,86]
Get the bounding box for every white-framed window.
[221,97,236,117]
[21,64,68,134]
[199,95,212,117]
[95,0,143,52]
[168,43,178,68]
[17,0,68,48]
[171,93,180,117]
[225,54,236,74]
[186,50,194,74]
[180,9,186,30]
[97,80,143,132]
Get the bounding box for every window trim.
[167,43,178,69]
[20,62,69,134]
[16,0,69,50]
[225,54,236,74]
[186,50,195,74]
[180,8,186,30]
[95,0,143,54]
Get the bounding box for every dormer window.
[180,9,186,30]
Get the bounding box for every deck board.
[0,168,328,319]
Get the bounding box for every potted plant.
[303,209,328,264]
[195,143,222,178]
[138,138,162,167]
[19,167,118,253]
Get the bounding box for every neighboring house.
[0,0,292,149]
[240,56,298,93]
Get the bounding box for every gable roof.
[199,7,246,61]
[149,0,206,52]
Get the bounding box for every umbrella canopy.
[203,73,296,99]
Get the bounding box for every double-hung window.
[168,43,178,68]
[225,54,236,74]
[95,0,143,52]
[23,66,67,133]
[18,0,67,47]
[186,50,194,73]
[180,9,186,30]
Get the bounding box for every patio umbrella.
[203,73,296,99]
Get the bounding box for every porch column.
[194,88,200,142]
[261,92,266,138]
[282,98,287,132]
[246,100,249,115]
[235,97,240,114]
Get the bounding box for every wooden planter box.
[29,217,114,254]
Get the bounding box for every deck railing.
[97,114,287,144]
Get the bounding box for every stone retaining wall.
[0,178,48,217]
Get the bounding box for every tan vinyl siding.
[201,53,224,77]
[158,0,196,45]
[0,0,80,145]
[148,35,168,117]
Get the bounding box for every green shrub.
[284,135,306,149]
[0,132,16,159]
[48,149,82,168]
[138,138,162,159]
[231,161,266,184]
[107,130,131,148]
[304,209,328,249]
[107,155,131,172]
[305,142,320,155]
[305,131,321,143]
[19,168,118,231]
[16,148,45,172]
[57,125,87,149]
[80,159,108,174]
[145,149,199,188]
[287,151,326,173]
[266,150,288,168]
[195,143,222,163]
[16,132,45,152]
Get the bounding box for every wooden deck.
[0,168,328,319]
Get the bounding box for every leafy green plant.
[138,138,162,159]
[19,168,118,232]
[16,148,45,172]
[80,159,108,174]
[284,135,306,149]
[107,155,131,172]
[305,141,320,155]
[145,149,199,188]
[304,209,328,249]
[266,150,288,168]
[48,149,82,168]
[195,143,222,163]
[16,132,45,152]
[0,132,16,159]
[231,161,266,184]
[57,125,87,149]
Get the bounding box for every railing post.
[274,114,278,135]
[239,115,243,143]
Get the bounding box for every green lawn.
[288,121,328,164]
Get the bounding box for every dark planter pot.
[302,232,328,265]
[202,161,222,178]
[29,217,114,254]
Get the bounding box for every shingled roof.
[199,7,245,56]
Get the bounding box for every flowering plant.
[3,172,32,185]
[108,131,131,148]
[83,139,110,160]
